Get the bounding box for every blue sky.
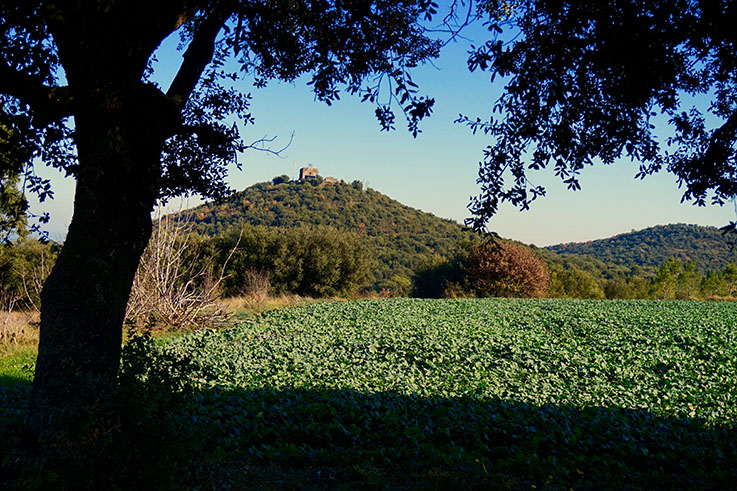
[30,11,737,247]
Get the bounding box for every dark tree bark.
[28,83,177,445]
[23,5,188,449]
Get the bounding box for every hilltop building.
[299,166,319,180]
[297,165,340,184]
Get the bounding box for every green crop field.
[3,298,737,488]
[152,298,737,488]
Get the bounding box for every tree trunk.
[26,82,173,451]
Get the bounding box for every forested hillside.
[187,178,477,290]
[177,180,737,299]
[545,224,736,274]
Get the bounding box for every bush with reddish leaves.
[467,241,549,298]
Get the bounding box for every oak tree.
[0,0,445,448]
[461,0,737,233]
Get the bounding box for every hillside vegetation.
[188,178,477,290]
[174,179,737,300]
[545,224,736,274]
[4,181,737,307]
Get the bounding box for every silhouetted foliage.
[463,1,737,232]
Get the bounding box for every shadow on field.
[0,375,31,388]
[183,385,737,489]
[2,381,736,489]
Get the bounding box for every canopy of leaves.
[467,240,549,297]
[462,0,737,231]
[0,1,444,217]
[207,224,373,297]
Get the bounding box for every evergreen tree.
[465,1,737,233]
[1,0,446,465]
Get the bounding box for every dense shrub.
[602,275,651,299]
[467,241,549,297]
[212,225,372,298]
[548,265,606,299]
[271,226,371,297]
[0,238,58,310]
[412,253,466,298]
[649,257,701,299]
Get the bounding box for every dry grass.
[219,293,312,317]
[123,293,320,341]
[0,310,39,347]
[0,291,327,352]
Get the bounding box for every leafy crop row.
[152,299,737,487]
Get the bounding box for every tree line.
[4,231,736,317]
[414,240,737,301]
[200,223,372,298]
[545,224,736,275]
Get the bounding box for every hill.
[545,224,737,274]
[184,180,736,296]
[187,178,476,289]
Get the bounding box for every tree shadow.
[0,378,31,478]
[181,385,736,489]
[2,380,735,489]
[0,375,31,388]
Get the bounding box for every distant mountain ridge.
[545,224,736,273]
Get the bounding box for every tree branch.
[166,9,230,102]
[244,132,295,158]
[0,60,72,124]
[705,109,737,165]
[427,0,477,46]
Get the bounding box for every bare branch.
[126,205,232,331]
[243,131,295,158]
[425,0,477,46]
